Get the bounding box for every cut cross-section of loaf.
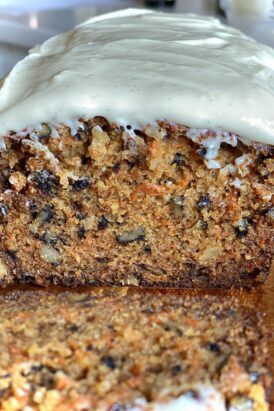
[0,119,273,288]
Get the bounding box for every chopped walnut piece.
[0,259,8,279]
[9,171,27,192]
[89,126,110,163]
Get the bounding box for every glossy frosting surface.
[0,8,273,145]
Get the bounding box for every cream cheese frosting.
[0,8,273,146]
[153,386,226,411]
[128,386,226,411]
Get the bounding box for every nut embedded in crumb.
[199,246,222,263]
[144,125,167,139]
[89,126,110,162]
[0,259,8,278]
[40,245,60,264]
[9,171,27,192]
[116,226,146,244]
[83,215,96,231]
[38,123,52,138]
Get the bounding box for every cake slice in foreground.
[0,10,273,288]
[0,288,271,410]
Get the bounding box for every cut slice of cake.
[0,288,271,410]
[0,9,272,287]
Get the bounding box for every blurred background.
[0,0,273,77]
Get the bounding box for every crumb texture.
[0,288,271,410]
[0,118,273,288]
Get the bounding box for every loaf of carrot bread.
[0,10,272,287]
[0,288,271,410]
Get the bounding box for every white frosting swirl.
[0,8,273,146]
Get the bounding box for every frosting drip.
[0,8,273,145]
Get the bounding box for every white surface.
[0,0,218,15]
[0,0,140,77]
[0,0,98,14]
[223,0,274,46]
[0,1,136,48]
[226,13,274,47]
[229,0,273,16]
[0,0,273,78]
[0,9,273,148]
[0,0,218,49]
[0,43,26,78]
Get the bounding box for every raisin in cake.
[0,10,272,287]
[0,288,271,410]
